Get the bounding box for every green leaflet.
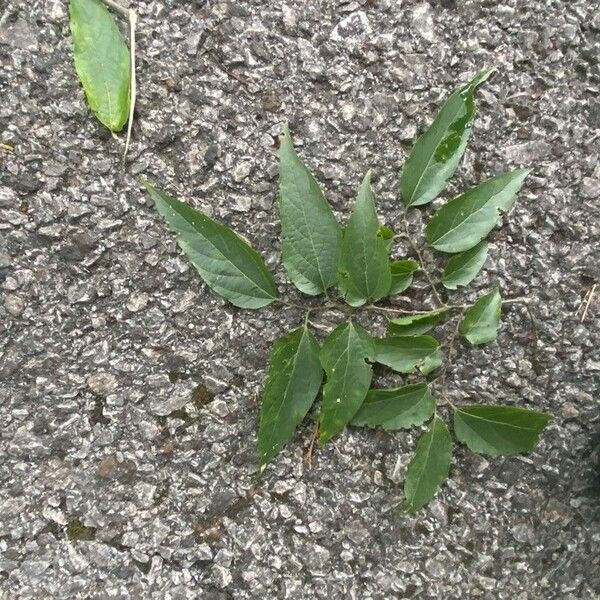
[389,259,419,296]
[426,169,530,253]
[374,335,440,374]
[453,405,552,456]
[404,416,453,513]
[418,348,444,375]
[400,68,495,207]
[69,0,130,132]
[145,182,278,309]
[441,241,488,290]
[378,225,395,255]
[339,171,392,307]
[387,308,448,336]
[258,326,323,466]
[279,124,342,295]
[461,289,502,345]
[351,384,435,431]
[319,321,375,444]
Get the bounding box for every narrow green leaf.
[426,169,531,253]
[460,289,502,345]
[319,321,375,444]
[389,259,419,295]
[404,416,452,513]
[258,326,323,466]
[441,241,488,289]
[145,182,278,309]
[454,405,552,456]
[279,124,342,295]
[351,384,435,431]
[375,335,439,374]
[387,308,448,336]
[400,68,495,207]
[339,171,392,306]
[69,0,130,132]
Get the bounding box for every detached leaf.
[258,325,323,466]
[461,289,502,345]
[400,68,495,207]
[389,259,419,295]
[319,321,375,444]
[404,416,452,513]
[69,0,130,132]
[145,183,278,309]
[388,309,448,336]
[375,335,439,374]
[339,171,392,306]
[454,405,552,456]
[279,124,342,295]
[441,241,488,290]
[426,169,530,253]
[351,384,435,431]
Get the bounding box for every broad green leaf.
[404,416,452,513]
[441,241,488,289]
[145,182,278,309]
[400,68,495,207]
[339,171,392,306]
[351,384,435,431]
[453,405,552,456]
[319,321,375,444]
[69,0,130,132]
[426,169,530,253]
[388,308,448,336]
[460,289,502,345]
[279,124,342,295]
[258,326,323,466]
[389,259,419,295]
[375,335,439,374]
[419,348,444,375]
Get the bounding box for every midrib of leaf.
[456,408,541,432]
[407,95,467,204]
[365,392,424,410]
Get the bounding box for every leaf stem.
[101,0,129,19]
[124,8,137,158]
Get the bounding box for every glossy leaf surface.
[258,326,323,465]
[454,405,552,456]
[339,171,391,307]
[400,68,494,207]
[441,241,488,289]
[404,416,452,513]
[319,321,375,444]
[460,289,502,344]
[69,0,130,132]
[389,259,419,296]
[279,124,342,295]
[374,335,439,374]
[351,384,435,431]
[387,309,448,336]
[426,169,530,253]
[145,183,278,309]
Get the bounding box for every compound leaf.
[387,308,448,336]
[319,321,375,444]
[389,259,419,296]
[145,182,278,309]
[460,289,502,345]
[426,169,530,253]
[404,416,452,513]
[339,171,392,306]
[453,405,552,456]
[375,335,440,374]
[279,124,342,295]
[351,384,435,431]
[69,0,130,132]
[441,241,488,290]
[400,68,495,207]
[258,325,323,466]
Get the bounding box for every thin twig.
[363,304,436,316]
[124,8,137,158]
[304,421,319,468]
[580,283,597,323]
[524,303,539,366]
[434,308,466,391]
